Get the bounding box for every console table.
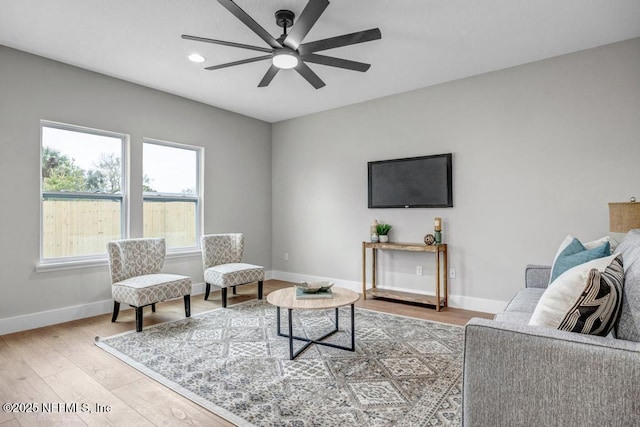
[361,242,448,311]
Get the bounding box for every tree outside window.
[40,122,126,260]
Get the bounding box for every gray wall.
[2,37,639,331]
[272,38,640,311]
[0,46,272,331]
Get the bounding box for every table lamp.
[609,197,640,246]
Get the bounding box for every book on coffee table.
[295,287,333,299]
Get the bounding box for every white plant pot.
[379,235,389,243]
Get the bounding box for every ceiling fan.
[182,0,382,89]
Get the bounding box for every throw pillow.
[529,254,624,336]
[549,236,610,284]
[550,235,610,267]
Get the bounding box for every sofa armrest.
[463,318,640,426]
[525,264,551,288]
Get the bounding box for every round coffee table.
[266,287,360,360]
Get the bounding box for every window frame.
[142,137,203,253]
[38,120,129,267]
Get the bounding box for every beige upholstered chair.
[107,238,191,332]
[201,234,264,307]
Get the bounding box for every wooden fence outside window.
[42,199,196,258]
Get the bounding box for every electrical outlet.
[416,266,423,276]
[284,253,289,261]
[449,268,456,279]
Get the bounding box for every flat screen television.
[368,153,453,208]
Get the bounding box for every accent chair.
[201,233,264,307]
[107,237,192,332]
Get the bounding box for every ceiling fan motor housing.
[275,10,295,29]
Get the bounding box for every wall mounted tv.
[368,153,453,208]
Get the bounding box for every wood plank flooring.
[0,280,493,426]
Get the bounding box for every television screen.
[368,153,453,208]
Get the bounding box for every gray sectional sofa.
[462,230,640,426]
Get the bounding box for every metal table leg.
[276,304,356,360]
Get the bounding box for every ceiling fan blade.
[283,0,330,50]
[298,28,381,55]
[258,65,280,87]
[182,34,272,53]
[205,55,272,71]
[217,0,281,49]
[300,54,370,72]
[295,62,325,89]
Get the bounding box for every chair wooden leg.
[184,295,191,317]
[135,307,143,332]
[151,303,156,313]
[258,281,263,300]
[221,288,228,308]
[204,283,211,300]
[111,301,120,323]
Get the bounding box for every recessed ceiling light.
[188,53,206,63]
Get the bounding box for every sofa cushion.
[529,254,623,336]
[493,312,533,324]
[614,229,640,342]
[504,288,546,313]
[549,238,610,284]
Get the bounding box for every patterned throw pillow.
[549,237,610,284]
[530,254,625,336]
[556,254,624,336]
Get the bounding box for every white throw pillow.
[530,254,618,330]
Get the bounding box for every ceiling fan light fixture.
[188,53,206,63]
[183,0,381,88]
[272,50,298,69]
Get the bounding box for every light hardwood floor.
[0,280,493,426]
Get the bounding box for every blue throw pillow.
[549,238,611,283]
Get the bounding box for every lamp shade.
[609,202,640,233]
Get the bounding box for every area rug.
[96,299,464,426]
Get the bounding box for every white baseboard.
[0,281,208,336]
[447,294,507,313]
[0,269,502,336]
[271,270,507,314]
[0,299,115,336]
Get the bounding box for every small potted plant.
[376,223,392,242]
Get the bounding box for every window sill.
[36,258,109,273]
[166,249,202,260]
[36,249,201,273]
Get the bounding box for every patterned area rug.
[96,299,464,426]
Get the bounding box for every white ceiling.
[1,1,639,123]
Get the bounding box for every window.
[143,139,202,251]
[41,121,127,261]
